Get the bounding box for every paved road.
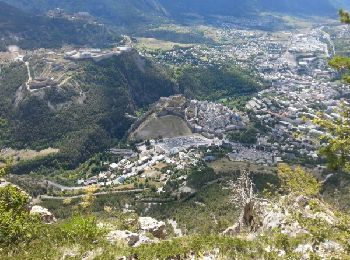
[39,188,146,200]
[43,180,84,191]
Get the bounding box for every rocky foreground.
[2,170,350,259]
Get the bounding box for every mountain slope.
[0,51,176,170]
[0,0,169,29]
[260,0,337,15]
[2,0,344,27]
[0,1,118,50]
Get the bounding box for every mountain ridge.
[2,0,347,30]
[0,1,118,50]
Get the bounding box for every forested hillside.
[0,0,169,29]
[0,1,118,50]
[2,0,343,31]
[160,0,339,17]
[0,51,262,174]
[0,52,176,171]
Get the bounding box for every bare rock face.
[240,195,338,237]
[30,205,57,224]
[106,230,140,246]
[133,234,155,247]
[293,240,345,259]
[139,217,166,239]
[106,230,157,247]
[106,216,167,247]
[226,195,346,259]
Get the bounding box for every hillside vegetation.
[0,1,118,50]
[0,50,262,174]
[1,163,350,259]
[0,52,176,172]
[175,65,263,100]
[2,0,341,32]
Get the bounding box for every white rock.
[317,240,344,257]
[133,234,155,247]
[106,230,139,246]
[294,243,313,255]
[30,205,56,224]
[139,217,166,239]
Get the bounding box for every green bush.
[0,185,41,246]
[187,164,217,189]
[277,164,321,196]
[59,214,103,242]
[228,127,258,144]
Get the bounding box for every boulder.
[30,205,56,224]
[317,240,344,258]
[139,217,166,239]
[106,230,140,246]
[133,234,155,247]
[293,241,344,259]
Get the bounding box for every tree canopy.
[314,10,350,173]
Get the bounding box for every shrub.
[59,215,103,242]
[0,185,41,246]
[277,164,321,196]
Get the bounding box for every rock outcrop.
[107,217,167,247]
[225,195,347,259]
[106,230,140,246]
[241,195,337,236]
[139,217,167,239]
[30,205,57,224]
[1,181,57,224]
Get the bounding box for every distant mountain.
[1,0,170,29]
[3,0,344,24]
[159,0,257,17]
[0,1,118,50]
[259,0,338,15]
[0,0,347,48]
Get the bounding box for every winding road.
[39,188,145,200]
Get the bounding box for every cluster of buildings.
[241,27,349,162]
[47,8,101,25]
[227,142,278,165]
[186,100,246,135]
[79,135,221,187]
[139,24,350,165]
[139,95,247,138]
[79,22,350,188]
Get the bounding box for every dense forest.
[0,1,118,50]
[175,65,263,100]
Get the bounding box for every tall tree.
[314,10,350,173]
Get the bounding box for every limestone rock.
[133,234,155,247]
[317,240,344,259]
[293,241,344,259]
[294,243,313,257]
[240,196,337,237]
[106,230,140,246]
[30,205,56,224]
[139,217,166,239]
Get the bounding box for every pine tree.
[314,10,350,173]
